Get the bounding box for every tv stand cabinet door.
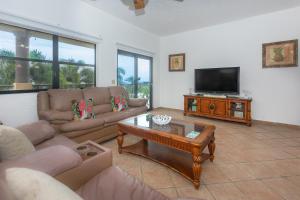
[199,98,211,115]
[212,100,227,117]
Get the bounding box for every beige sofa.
[37,86,147,143]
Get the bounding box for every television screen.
[195,67,240,94]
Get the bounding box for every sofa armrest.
[39,110,74,121]
[128,98,147,107]
[55,141,112,190]
[17,120,56,145]
[0,145,82,176]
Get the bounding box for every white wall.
[0,0,160,126]
[159,7,300,126]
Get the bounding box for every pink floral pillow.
[72,98,95,120]
[111,95,128,112]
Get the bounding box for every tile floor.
[102,108,300,200]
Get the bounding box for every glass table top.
[120,114,205,139]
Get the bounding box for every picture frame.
[169,53,185,71]
[262,39,298,68]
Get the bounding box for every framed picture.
[169,53,185,71]
[262,39,298,68]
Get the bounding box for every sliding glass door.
[117,50,153,109]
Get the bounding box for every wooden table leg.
[192,148,202,189]
[208,137,216,162]
[117,131,124,154]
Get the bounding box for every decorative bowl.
[152,115,172,125]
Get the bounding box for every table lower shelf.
[120,140,210,184]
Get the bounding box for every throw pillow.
[72,98,96,120]
[111,95,128,112]
[5,168,83,200]
[0,126,35,161]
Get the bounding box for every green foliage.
[117,67,125,84]
[0,49,16,87]
[59,64,80,88]
[0,48,94,90]
[80,68,94,84]
[30,49,46,60]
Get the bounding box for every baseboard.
[252,120,300,130]
[153,107,300,129]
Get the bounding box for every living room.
[0,0,300,200]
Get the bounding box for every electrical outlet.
[111,80,116,85]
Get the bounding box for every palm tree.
[117,67,126,84]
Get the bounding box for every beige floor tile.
[235,180,284,200]
[177,185,215,200]
[207,183,245,200]
[141,160,174,189]
[263,178,300,200]
[263,159,300,177]
[217,163,255,181]
[286,176,300,187]
[202,165,231,184]
[284,147,300,157]
[240,162,281,179]
[156,188,178,198]
[168,169,195,188]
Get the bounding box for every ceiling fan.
[121,0,184,11]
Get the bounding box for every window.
[0,23,96,93]
[117,50,153,109]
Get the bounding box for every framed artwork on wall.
[262,39,298,68]
[169,53,185,71]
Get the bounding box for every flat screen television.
[195,67,240,94]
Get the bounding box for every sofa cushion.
[96,111,132,124]
[77,166,169,200]
[0,126,35,161]
[48,89,83,111]
[108,86,129,99]
[17,120,56,146]
[4,168,83,200]
[39,111,74,121]
[83,87,111,105]
[0,145,82,177]
[93,104,112,115]
[35,135,77,150]
[60,118,105,133]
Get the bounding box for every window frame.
[0,23,96,94]
[117,49,153,110]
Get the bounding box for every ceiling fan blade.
[134,0,145,10]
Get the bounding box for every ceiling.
[82,0,300,36]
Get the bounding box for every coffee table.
[117,114,216,189]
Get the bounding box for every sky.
[118,54,150,83]
[0,30,95,64]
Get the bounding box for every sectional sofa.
[37,86,148,143]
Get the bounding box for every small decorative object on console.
[152,115,172,125]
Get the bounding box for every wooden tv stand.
[184,94,252,126]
